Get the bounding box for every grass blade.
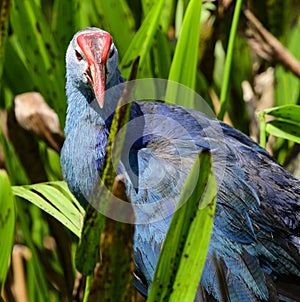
[10,0,65,122]
[259,111,267,148]
[260,104,300,146]
[0,170,15,291]
[15,201,49,301]
[120,0,166,79]
[168,0,202,90]
[12,182,83,237]
[152,30,172,78]
[51,0,80,56]
[93,0,135,58]
[274,11,300,106]
[166,0,202,109]
[218,0,243,120]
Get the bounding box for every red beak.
[77,31,112,108]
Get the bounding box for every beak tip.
[96,95,104,109]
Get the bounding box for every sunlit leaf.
[263,104,300,122]
[175,0,184,37]
[93,0,135,58]
[167,0,203,106]
[275,66,300,106]
[260,105,300,145]
[265,120,300,144]
[274,12,300,106]
[52,0,80,55]
[12,181,84,237]
[160,0,175,33]
[0,170,15,291]
[218,0,243,120]
[10,0,66,123]
[120,0,166,79]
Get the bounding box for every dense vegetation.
[1,0,300,301]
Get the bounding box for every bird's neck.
[65,68,124,135]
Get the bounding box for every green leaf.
[75,206,105,275]
[213,40,225,91]
[93,0,135,58]
[160,0,175,33]
[263,104,300,122]
[10,0,66,123]
[275,66,300,106]
[120,0,166,79]
[259,111,267,148]
[175,0,184,37]
[0,125,29,185]
[260,105,300,145]
[229,34,252,130]
[265,120,300,144]
[274,12,300,106]
[52,0,80,55]
[87,193,135,301]
[167,0,203,100]
[16,200,50,301]
[12,181,84,237]
[3,39,36,94]
[148,150,216,302]
[152,30,172,78]
[218,0,243,120]
[0,170,15,291]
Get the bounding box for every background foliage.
[0,0,300,301]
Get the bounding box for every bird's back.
[61,98,300,301]
[128,101,300,302]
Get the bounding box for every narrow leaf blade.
[166,0,203,109]
[265,120,300,144]
[0,170,15,291]
[12,182,83,237]
[94,0,135,58]
[168,0,202,89]
[263,104,300,123]
[120,0,166,79]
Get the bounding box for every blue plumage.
[61,28,300,301]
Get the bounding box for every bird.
[61,27,300,301]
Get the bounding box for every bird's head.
[66,27,119,108]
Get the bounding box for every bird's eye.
[75,50,83,61]
[108,46,115,59]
